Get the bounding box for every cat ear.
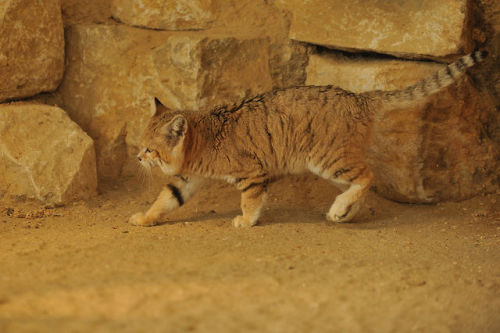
[162,115,187,138]
[153,97,167,116]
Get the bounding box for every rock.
[58,25,152,179]
[0,0,64,102]
[415,77,499,202]
[306,52,498,202]
[0,103,97,204]
[151,34,272,111]
[270,39,309,89]
[210,0,309,88]
[275,0,473,60]
[368,76,498,203]
[111,0,215,30]
[58,24,272,179]
[306,52,445,92]
[475,1,500,148]
[61,0,113,26]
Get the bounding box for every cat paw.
[129,212,156,227]
[327,212,352,223]
[232,215,257,228]
[327,201,358,223]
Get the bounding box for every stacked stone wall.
[0,0,498,204]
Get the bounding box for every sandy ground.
[0,175,499,333]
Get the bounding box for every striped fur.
[368,50,488,107]
[129,51,487,227]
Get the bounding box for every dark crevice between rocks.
[313,44,453,65]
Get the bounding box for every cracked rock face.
[306,52,499,202]
[0,103,97,204]
[368,76,499,203]
[58,25,273,179]
[111,0,216,30]
[0,0,64,102]
[275,0,473,60]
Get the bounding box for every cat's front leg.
[233,178,269,228]
[129,176,203,226]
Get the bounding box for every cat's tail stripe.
[371,50,488,106]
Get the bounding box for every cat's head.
[137,98,187,175]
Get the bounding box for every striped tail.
[369,50,488,107]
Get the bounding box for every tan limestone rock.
[58,25,272,179]
[210,0,310,88]
[270,40,309,89]
[58,25,152,179]
[371,76,499,202]
[0,0,64,102]
[0,103,97,204]
[111,0,215,30]
[306,53,498,202]
[306,52,445,92]
[476,1,500,148]
[416,78,499,201]
[61,0,113,26]
[152,35,272,111]
[275,0,473,60]
[366,79,499,203]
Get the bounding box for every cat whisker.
[136,160,153,190]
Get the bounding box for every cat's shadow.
[152,206,397,229]
[154,209,240,226]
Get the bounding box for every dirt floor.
[0,174,499,333]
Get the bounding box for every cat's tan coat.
[130,51,487,227]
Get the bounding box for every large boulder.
[0,0,64,102]
[58,25,273,179]
[476,0,500,148]
[275,0,473,60]
[210,0,309,88]
[368,76,499,202]
[111,0,215,30]
[306,53,499,202]
[270,39,309,89]
[152,35,272,111]
[0,103,97,204]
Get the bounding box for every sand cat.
[129,50,488,228]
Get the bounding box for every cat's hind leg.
[233,178,269,228]
[327,167,372,223]
[129,176,203,226]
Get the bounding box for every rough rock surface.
[152,34,272,111]
[270,39,309,89]
[61,0,113,26]
[0,0,64,102]
[476,0,500,148]
[306,52,445,92]
[210,0,309,88]
[58,24,272,179]
[111,0,215,30]
[368,77,498,203]
[275,0,473,60]
[306,54,498,201]
[0,103,97,204]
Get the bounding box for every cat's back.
[264,85,372,121]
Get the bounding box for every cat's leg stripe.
[334,168,351,178]
[167,184,184,206]
[241,181,267,193]
[176,175,189,183]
